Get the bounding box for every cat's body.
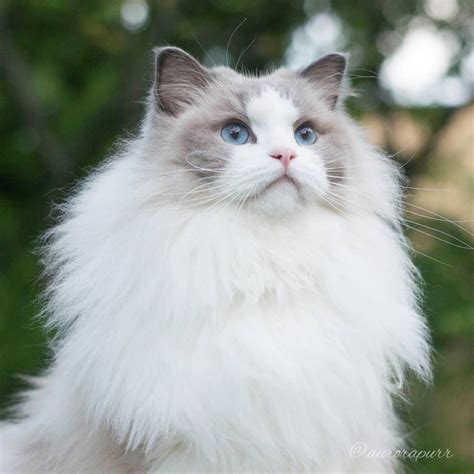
[0,48,430,473]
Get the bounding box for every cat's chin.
[254,179,301,217]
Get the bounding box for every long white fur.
[0,85,431,473]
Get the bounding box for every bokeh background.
[0,0,472,472]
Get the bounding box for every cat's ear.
[299,53,348,108]
[153,47,212,116]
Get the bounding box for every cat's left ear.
[153,46,212,116]
[299,53,348,109]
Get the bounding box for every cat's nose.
[269,148,297,169]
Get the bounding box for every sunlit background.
[0,1,472,472]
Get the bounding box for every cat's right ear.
[153,47,212,116]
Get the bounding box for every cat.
[0,47,431,473]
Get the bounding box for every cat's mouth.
[264,174,298,191]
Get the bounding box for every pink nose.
[270,148,297,169]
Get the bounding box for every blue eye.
[221,122,249,145]
[294,124,317,145]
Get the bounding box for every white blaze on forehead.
[246,87,299,147]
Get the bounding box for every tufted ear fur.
[153,47,212,116]
[299,53,348,109]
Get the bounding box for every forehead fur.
[185,67,337,126]
[246,87,298,128]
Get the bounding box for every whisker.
[328,180,473,236]
[405,201,474,237]
[410,248,452,267]
[402,186,455,192]
[190,31,216,67]
[327,180,474,249]
[226,18,247,67]
[235,36,256,71]
[403,208,474,233]
[403,220,473,250]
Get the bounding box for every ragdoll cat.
[0,47,431,473]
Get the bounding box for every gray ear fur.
[299,53,348,108]
[153,47,212,116]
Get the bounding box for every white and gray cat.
[0,47,431,473]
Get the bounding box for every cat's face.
[147,47,353,217]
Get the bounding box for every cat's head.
[142,47,395,218]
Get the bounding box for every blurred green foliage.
[0,0,472,472]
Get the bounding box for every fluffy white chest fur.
[0,48,430,473]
